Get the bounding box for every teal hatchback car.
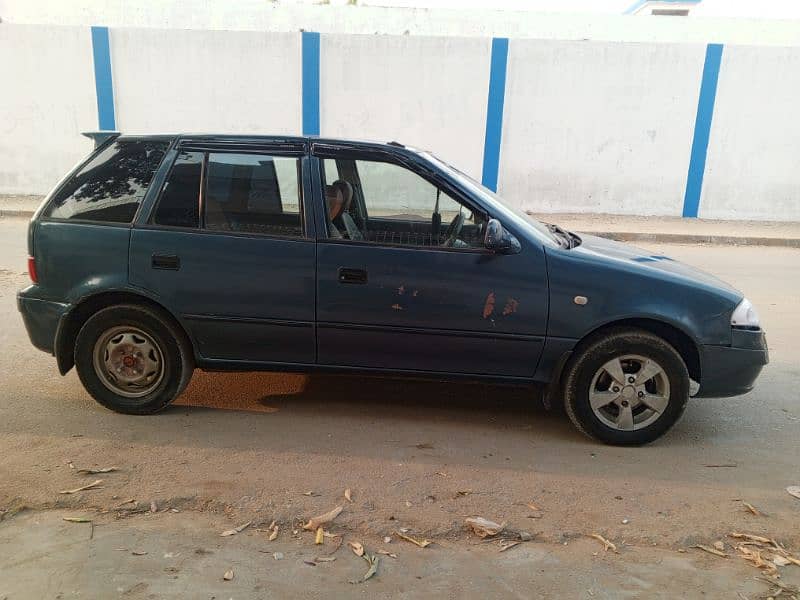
[18,133,768,445]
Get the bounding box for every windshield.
[419,152,562,245]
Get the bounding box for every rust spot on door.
[482,292,496,319]
[502,298,519,316]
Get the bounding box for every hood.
[572,233,741,299]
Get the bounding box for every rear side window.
[204,153,302,237]
[46,140,168,223]
[151,151,203,228]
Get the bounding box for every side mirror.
[484,218,521,254]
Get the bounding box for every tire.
[74,304,194,415]
[563,328,689,445]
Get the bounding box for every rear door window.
[204,153,303,237]
[46,140,168,223]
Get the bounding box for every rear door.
[129,139,317,365]
[312,146,548,378]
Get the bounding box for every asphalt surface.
[0,215,798,598]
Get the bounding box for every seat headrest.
[326,180,354,220]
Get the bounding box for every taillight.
[27,256,38,283]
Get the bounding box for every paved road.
[0,216,798,598]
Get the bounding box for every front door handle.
[152,254,180,270]
[338,267,367,284]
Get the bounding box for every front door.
[313,148,548,378]
[130,140,317,365]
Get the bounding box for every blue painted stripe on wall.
[481,37,509,192]
[682,43,723,218]
[302,31,321,136]
[90,26,116,131]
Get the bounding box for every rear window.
[45,140,168,223]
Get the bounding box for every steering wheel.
[442,212,464,247]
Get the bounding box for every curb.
[588,231,800,248]
[1,210,798,247]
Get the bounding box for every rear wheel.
[75,304,193,414]
[563,328,689,445]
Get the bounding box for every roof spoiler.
[82,130,121,148]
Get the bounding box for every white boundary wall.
[1,22,799,221]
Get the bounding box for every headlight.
[731,298,760,328]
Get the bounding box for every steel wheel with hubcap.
[563,328,690,445]
[75,304,194,415]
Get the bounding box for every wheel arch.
[55,290,194,375]
[561,317,701,388]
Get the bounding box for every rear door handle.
[338,267,367,284]
[152,254,180,270]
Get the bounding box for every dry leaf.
[315,527,324,545]
[303,506,343,531]
[394,531,431,548]
[772,555,791,567]
[729,532,773,544]
[713,541,725,551]
[223,569,234,581]
[76,467,118,475]
[150,501,158,513]
[221,521,252,537]
[313,556,337,563]
[742,502,761,516]
[526,502,541,511]
[303,491,314,496]
[377,550,398,558]
[349,541,365,557]
[63,517,92,523]
[694,544,728,558]
[590,534,619,553]
[465,517,506,538]
[268,524,279,541]
[499,540,521,552]
[59,479,103,494]
[344,488,352,503]
[131,550,148,556]
[454,490,472,498]
[787,486,800,500]
[349,553,379,584]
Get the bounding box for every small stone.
[273,552,284,560]
[622,519,629,524]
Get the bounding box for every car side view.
[18,133,769,445]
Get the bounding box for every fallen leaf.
[787,486,800,500]
[394,531,432,548]
[465,517,506,538]
[454,490,473,498]
[115,498,136,508]
[435,471,448,477]
[349,541,365,557]
[772,555,791,567]
[76,467,118,475]
[150,501,158,513]
[63,517,92,523]
[304,506,343,531]
[526,502,541,511]
[131,550,148,556]
[350,553,379,584]
[499,540,521,552]
[729,532,773,545]
[302,491,315,496]
[742,502,761,516]
[223,569,234,581]
[377,550,397,558]
[344,488,352,503]
[221,521,252,537]
[315,527,324,545]
[590,534,619,553]
[268,524,279,541]
[713,541,725,552]
[694,544,728,558]
[313,556,337,563]
[59,479,103,494]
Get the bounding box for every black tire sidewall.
[565,332,689,445]
[75,305,184,415]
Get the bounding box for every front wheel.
[563,328,690,445]
[74,304,193,415]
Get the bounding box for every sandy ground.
[0,216,799,598]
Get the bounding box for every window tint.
[322,158,486,249]
[204,153,302,237]
[152,151,202,228]
[46,140,168,223]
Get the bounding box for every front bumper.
[17,289,70,355]
[695,329,769,398]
